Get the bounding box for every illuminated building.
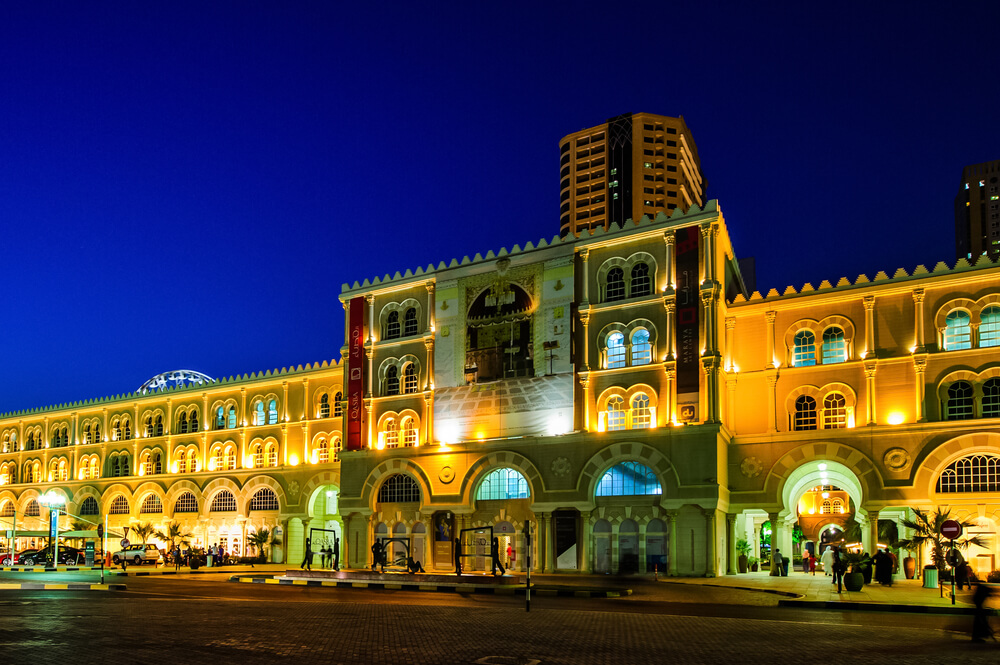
[956,159,1000,260]
[2,200,1000,576]
[559,112,706,238]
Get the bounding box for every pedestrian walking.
[809,552,817,575]
[821,546,834,576]
[971,582,996,642]
[832,547,843,593]
[301,537,313,571]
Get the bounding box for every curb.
[778,598,998,616]
[230,576,630,598]
[0,582,126,591]
[115,567,263,577]
[0,567,98,573]
[659,581,800,599]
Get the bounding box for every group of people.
[206,543,230,566]
[300,536,339,571]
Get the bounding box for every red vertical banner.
[346,296,366,451]
[675,226,700,417]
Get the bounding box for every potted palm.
[841,551,865,591]
[896,508,984,589]
[736,539,752,573]
[748,556,759,572]
[247,527,282,564]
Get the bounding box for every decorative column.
[726,374,738,431]
[423,393,434,445]
[766,370,778,433]
[912,288,926,352]
[864,361,878,425]
[768,512,781,576]
[664,299,676,359]
[579,248,590,305]
[752,522,761,560]
[281,381,289,422]
[765,311,777,368]
[704,508,717,577]
[663,368,676,425]
[544,513,555,573]
[725,317,736,370]
[579,311,590,371]
[913,355,927,422]
[666,510,679,576]
[579,375,591,432]
[700,224,714,284]
[664,231,675,291]
[727,513,738,575]
[425,281,436,331]
[863,295,876,358]
[580,511,592,573]
[868,509,880,552]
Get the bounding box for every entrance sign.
[346,296,366,451]
[941,520,963,540]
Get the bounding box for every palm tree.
[896,507,985,572]
[132,521,156,545]
[154,522,193,550]
[247,527,282,562]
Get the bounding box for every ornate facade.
[3,200,999,575]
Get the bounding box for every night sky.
[3,2,999,412]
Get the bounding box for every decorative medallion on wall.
[439,466,455,483]
[287,481,300,500]
[740,456,763,479]
[551,456,571,477]
[883,447,911,472]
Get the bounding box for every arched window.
[404,308,418,336]
[793,395,817,430]
[377,474,420,503]
[823,393,847,429]
[333,392,343,418]
[109,496,129,515]
[832,499,844,514]
[144,417,153,437]
[605,267,625,302]
[0,501,14,516]
[210,490,237,512]
[112,420,122,441]
[267,399,278,424]
[319,393,331,418]
[793,330,816,367]
[821,326,847,364]
[983,378,1000,418]
[332,437,342,463]
[111,457,120,478]
[606,395,626,431]
[403,364,418,394]
[401,417,418,447]
[250,443,264,468]
[944,310,972,350]
[595,461,662,496]
[122,417,131,440]
[140,494,163,514]
[25,499,40,516]
[265,443,278,467]
[316,438,329,464]
[630,394,651,429]
[981,306,1000,348]
[606,332,626,369]
[630,262,651,298]
[56,459,68,481]
[94,423,101,441]
[936,454,1000,492]
[120,455,130,476]
[174,492,198,513]
[386,311,400,339]
[155,416,163,437]
[249,488,279,511]
[254,401,265,426]
[821,500,831,514]
[386,366,400,396]
[630,329,651,366]
[227,407,237,429]
[476,468,530,500]
[84,424,93,444]
[224,446,236,470]
[383,418,399,448]
[80,497,99,515]
[190,409,199,431]
[216,406,226,429]
[178,412,188,434]
[946,381,974,420]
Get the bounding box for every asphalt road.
[0,570,995,664]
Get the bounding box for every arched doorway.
[412,521,427,568]
[618,519,639,574]
[494,520,516,570]
[392,523,408,564]
[646,518,667,574]
[593,519,612,573]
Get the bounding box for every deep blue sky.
[3,2,999,412]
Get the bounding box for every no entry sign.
[940,519,963,540]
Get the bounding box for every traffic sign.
[941,519,963,540]
[97,524,104,538]
[120,538,130,549]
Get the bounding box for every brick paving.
[0,585,995,663]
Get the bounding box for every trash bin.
[781,556,790,576]
[207,554,213,568]
[922,567,938,589]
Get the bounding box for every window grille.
[387,311,400,339]
[332,437,341,463]
[334,392,343,418]
[80,497,99,515]
[386,366,400,395]
[404,308,418,336]
[174,492,198,513]
[605,267,625,301]
[254,401,265,426]
[823,393,847,428]
[944,310,972,350]
[983,378,1000,418]
[227,407,237,429]
[595,461,662,496]
[210,490,237,512]
[946,381,974,420]
[265,444,277,467]
[631,394,652,428]
[476,468,530,500]
[630,329,652,366]
[981,306,1000,348]
[316,438,329,463]
[249,488,279,511]
[267,400,278,425]
[190,410,199,431]
[821,326,847,364]
[936,454,1000,492]
[793,395,817,430]
[377,474,420,503]
[403,364,418,394]
[109,496,129,515]
[319,393,330,418]
[140,494,163,514]
[793,330,816,366]
[630,262,652,297]
[606,332,626,368]
[383,419,399,448]
[606,396,626,431]
[401,418,418,447]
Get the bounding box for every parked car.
[13,548,45,565]
[111,544,160,565]
[42,545,86,565]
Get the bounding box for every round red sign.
[940,519,963,540]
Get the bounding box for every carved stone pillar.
[766,370,778,433]
[663,298,676,360]
[913,354,927,422]
[725,317,736,371]
[727,513,738,575]
[664,231,675,291]
[912,288,926,352]
[864,362,878,425]
[579,248,590,305]
[765,311,777,368]
[580,511,592,573]
[863,295,875,358]
[704,508,717,577]
[768,512,781,576]
[666,510,679,576]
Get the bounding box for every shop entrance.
[593,519,612,574]
[494,521,516,569]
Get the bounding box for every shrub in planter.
[736,539,752,573]
[987,570,1000,583]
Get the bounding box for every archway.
[593,519,612,574]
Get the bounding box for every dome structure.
[137,369,215,394]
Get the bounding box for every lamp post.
[38,491,65,566]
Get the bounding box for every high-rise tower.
[559,112,706,237]
[956,160,1000,259]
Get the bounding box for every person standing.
[821,546,834,576]
[332,536,340,571]
[301,538,313,571]
[809,552,817,575]
[832,547,843,593]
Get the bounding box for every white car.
[111,544,161,565]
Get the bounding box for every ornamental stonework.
[883,448,911,472]
[740,456,763,479]
[551,457,571,477]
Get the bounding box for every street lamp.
[38,491,65,566]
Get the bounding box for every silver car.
[111,544,161,565]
